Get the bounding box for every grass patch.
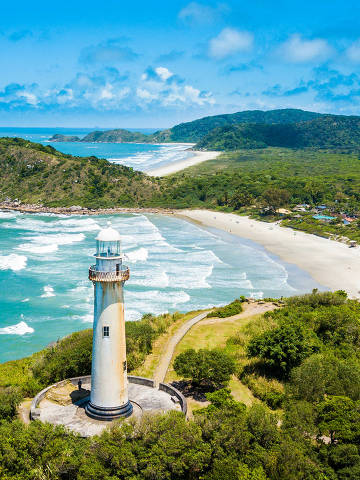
[132,310,205,378]
[165,309,264,408]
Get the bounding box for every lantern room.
[95,222,122,258]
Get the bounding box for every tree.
[261,188,290,213]
[247,323,319,377]
[317,396,360,444]
[230,190,254,210]
[173,348,236,387]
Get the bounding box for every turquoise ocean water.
[0,128,325,362]
[0,127,191,172]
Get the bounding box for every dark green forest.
[195,116,360,151]
[1,292,360,479]
[50,109,360,148]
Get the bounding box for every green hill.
[151,108,322,143]
[195,115,360,150]
[48,109,323,145]
[81,128,152,143]
[50,134,81,142]
[0,137,160,208]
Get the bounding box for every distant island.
[50,129,154,144]
[49,108,360,150]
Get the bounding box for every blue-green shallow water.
[0,211,325,363]
[0,127,191,172]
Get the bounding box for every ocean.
[0,128,324,362]
[0,127,191,172]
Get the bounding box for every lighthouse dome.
[96,223,121,242]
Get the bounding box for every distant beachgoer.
[78,379,82,391]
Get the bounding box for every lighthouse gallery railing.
[89,265,130,282]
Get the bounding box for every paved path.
[153,311,210,385]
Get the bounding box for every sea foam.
[0,254,27,271]
[0,321,34,335]
[41,285,55,298]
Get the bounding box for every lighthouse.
[85,223,133,420]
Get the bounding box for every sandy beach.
[146,150,220,176]
[178,209,360,299]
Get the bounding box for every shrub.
[207,297,245,318]
[0,387,22,420]
[31,330,93,385]
[247,323,320,377]
[173,348,236,387]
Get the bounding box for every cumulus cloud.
[0,83,39,108]
[178,2,227,24]
[79,38,139,65]
[209,28,253,59]
[347,40,360,63]
[138,66,215,107]
[0,66,215,111]
[279,34,332,63]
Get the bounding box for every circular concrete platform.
[30,376,186,437]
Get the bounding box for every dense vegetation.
[49,109,360,150]
[144,108,321,143]
[0,137,160,208]
[81,129,152,143]
[49,109,322,145]
[2,291,360,479]
[195,116,360,151]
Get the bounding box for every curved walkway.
[153,302,278,386]
[153,311,210,385]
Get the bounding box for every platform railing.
[89,265,130,283]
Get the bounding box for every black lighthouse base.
[85,400,133,421]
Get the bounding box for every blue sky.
[1,0,360,127]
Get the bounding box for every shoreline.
[1,203,359,298]
[176,209,360,299]
[146,150,220,176]
[0,203,175,216]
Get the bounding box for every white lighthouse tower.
[85,223,133,420]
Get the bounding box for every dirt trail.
[153,302,278,386]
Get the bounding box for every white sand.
[178,209,360,298]
[147,151,220,176]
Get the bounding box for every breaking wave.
[0,254,27,271]
[0,321,34,335]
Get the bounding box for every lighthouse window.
[103,326,110,337]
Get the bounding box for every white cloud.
[209,28,253,59]
[139,67,215,107]
[18,91,38,105]
[347,40,360,63]
[155,67,173,81]
[0,66,215,112]
[279,34,332,63]
[136,88,158,101]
